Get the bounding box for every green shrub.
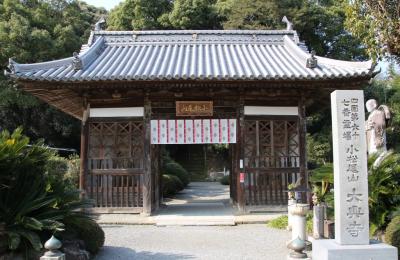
[220,175,230,185]
[64,218,105,254]
[385,216,400,257]
[368,152,400,235]
[0,128,94,256]
[163,162,190,186]
[65,154,80,188]
[162,174,184,197]
[267,214,313,234]
[267,215,288,229]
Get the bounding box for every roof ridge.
[93,29,297,35]
[283,35,373,71]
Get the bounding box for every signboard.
[176,101,213,117]
[239,172,245,183]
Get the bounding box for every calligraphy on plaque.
[176,101,213,117]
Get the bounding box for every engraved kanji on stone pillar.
[331,90,369,245]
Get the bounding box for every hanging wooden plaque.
[176,101,213,116]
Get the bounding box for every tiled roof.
[6,30,374,82]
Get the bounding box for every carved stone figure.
[365,99,391,155]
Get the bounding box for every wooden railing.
[245,156,300,168]
[244,156,300,206]
[88,157,143,170]
[87,169,143,208]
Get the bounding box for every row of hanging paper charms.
[151,119,237,144]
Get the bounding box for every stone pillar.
[313,204,325,239]
[289,203,309,241]
[287,198,296,231]
[40,236,65,260]
[312,90,397,260]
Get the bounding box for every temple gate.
[7,28,375,215]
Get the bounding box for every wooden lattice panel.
[244,118,301,206]
[87,120,144,208]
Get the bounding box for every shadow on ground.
[95,246,195,260]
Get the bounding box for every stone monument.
[312,90,397,260]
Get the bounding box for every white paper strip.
[150,119,237,144]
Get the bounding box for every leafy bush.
[63,218,105,254]
[163,162,190,186]
[65,154,80,188]
[0,128,95,257]
[220,175,230,185]
[267,215,288,229]
[267,214,313,234]
[385,216,400,257]
[368,152,400,235]
[162,174,184,197]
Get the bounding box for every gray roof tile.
[6,30,374,82]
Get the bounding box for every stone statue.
[365,99,391,155]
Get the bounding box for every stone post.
[40,236,65,260]
[289,203,309,241]
[313,204,326,239]
[287,198,296,231]
[312,90,397,260]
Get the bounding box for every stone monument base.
[312,239,398,260]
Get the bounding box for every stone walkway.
[96,182,284,225]
[95,224,291,260]
[155,182,234,226]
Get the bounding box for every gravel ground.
[95,224,291,260]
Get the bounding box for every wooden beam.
[142,96,152,215]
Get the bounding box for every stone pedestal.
[312,239,398,260]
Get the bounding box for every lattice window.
[88,121,144,170]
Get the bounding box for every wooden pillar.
[237,97,246,212]
[298,93,308,203]
[153,146,160,212]
[142,96,152,215]
[79,103,90,196]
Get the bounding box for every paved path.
[95,224,291,260]
[96,182,284,225]
[155,182,235,226]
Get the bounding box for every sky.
[84,0,123,10]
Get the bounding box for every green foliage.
[63,218,105,254]
[385,216,400,257]
[163,162,190,186]
[309,164,334,218]
[220,175,230,185]
[221,0,365,60]
[310,164,334,184]
[267,215,288,230]
[0,128,94,256]
[162,174,184,197]
[159,0,220,29]
[345,0,400,62]
[267,214,313,234]
[0,0,105,150]
[107,0,171,30]
[368,152,400,235]
[0,128,61,253]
